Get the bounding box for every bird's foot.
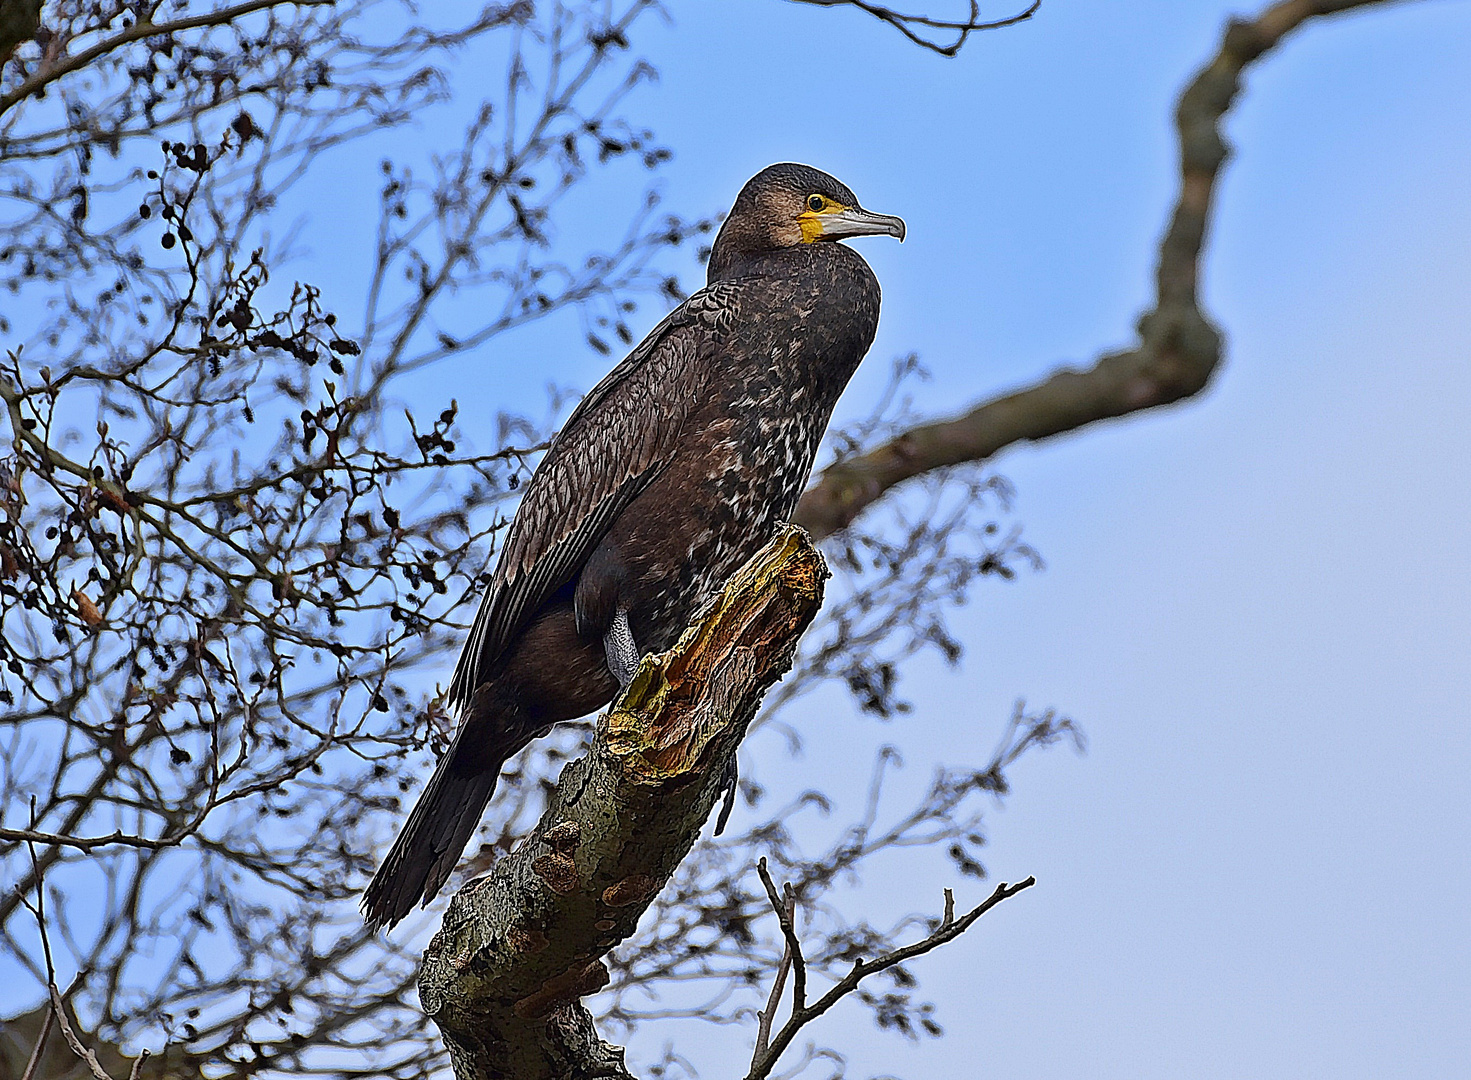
[714,754,738,836]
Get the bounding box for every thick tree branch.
[793,0,1419,541]
[419,526,828,1080]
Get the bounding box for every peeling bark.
[419,527,827,1080]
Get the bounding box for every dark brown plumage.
[362,163,904,929]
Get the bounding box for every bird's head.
[707,163,905,282]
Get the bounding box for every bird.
[362,163,904,930]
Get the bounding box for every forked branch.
[788,1,1042,55]
[17,817,153,1080]
[744,872,1036,1080]
[752,857,805,1062]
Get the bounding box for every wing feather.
[445,281,745,715]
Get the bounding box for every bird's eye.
[807,194,825,213]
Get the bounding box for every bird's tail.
[361,695,524,931]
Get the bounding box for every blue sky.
[15,0,1462,1073]
[600,2,1471,1076]
[294,0,1470,1074]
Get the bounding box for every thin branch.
[48,983,120,1080]
[0,0,338,117]
[20,800,56,980]
[18,811,57,1080]
[788,0,1042,55]
[19,1002,54,1080]
[745,878,1036,1080]
[1,824,197,853]
[752,857,805,1065]
[758,859,806,1012]
[20,810,117,1080]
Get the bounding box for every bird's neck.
[706,241,835,285]
[706,208,765,282]
[706,241,764,284]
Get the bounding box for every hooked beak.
[820,206,906,242]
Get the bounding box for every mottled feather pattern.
[445,283,742,716]
[364,163,895,929]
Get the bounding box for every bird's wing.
[445,281,744,714]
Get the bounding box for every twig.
[18,1004,55,1080]
[745,877,1036,1080]
[760,859,806,1012]
[21,799,125,1080]
[48,984,119,1080]
[789,0,1042,55]
[0,0,338,117]
[752,857,807,1064]
[1,824,196,852]
[21,799,56,980]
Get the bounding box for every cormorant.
[362,163,904,930]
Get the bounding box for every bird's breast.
[601,241,881,653]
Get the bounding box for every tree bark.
[419,526,827,1080]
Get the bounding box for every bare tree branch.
[794,0,1423,540]
[18,1001,54,1080]
[751,857,803,1065]
[419,526,827,1080]
[788,0,1042,55]
[744,877,1036,1080]
[48,983,122,1080]
[17,820,153,1080]
[0,824,199,851]
[0,0,338,117]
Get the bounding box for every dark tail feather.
[362,692,523,930]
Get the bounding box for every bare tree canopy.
[0,0,1449,1078]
